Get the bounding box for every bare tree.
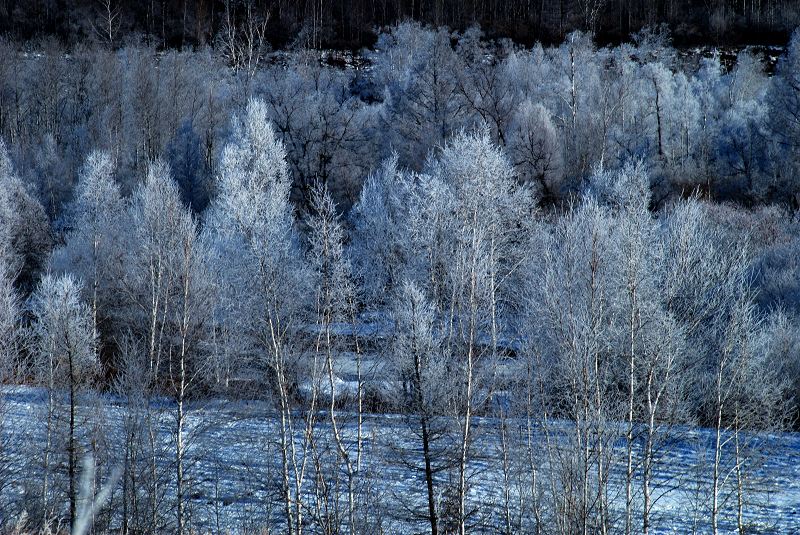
[219,0,270,80]
[92,0,121,48]
[506,100,564,202]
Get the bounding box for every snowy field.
[1,386,798,534]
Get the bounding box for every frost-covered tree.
[759,311,800,423]
[692,54,726,194]
[29,274,97,532]
[204,97,304,375]
[349,157,406,305]
[376,24,469,168]
[430,129,531,533]
[717,98,769,196]
[530,197,620,533]
[0,139,52,293]
[703,51,771,199]
[122,158,212,533]
[169,210,212,535]
[506,100,564,201]
[306,184,363,533]
[648,198,791,533]
[122,160,188,379]
[706,283,778,535]
[0,241,19,382]
[768,29,800,201]
[51,151,124,339]
[595,162,689,534]
[548,32,603,182]
[0,225,21,527]
[352,129,535,534]
[390,280,452,535]
[349,156,454,307]
[204,98,309,534]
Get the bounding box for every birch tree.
[0,225,21,525]
[51,151,124,339]
[431,129,530,533]
[306,184,363,533]
[390,280,453,535]
[29,274,97,532]
[204,98,310,534]
[528,197,619,534]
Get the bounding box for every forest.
[2,0,800,47]
[0,15,799,535]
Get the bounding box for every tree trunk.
[413,338,438,535]
[69,348,77,533]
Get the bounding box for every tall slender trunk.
[148,409,159,532]
[458,337,474,535]
[500,413,513,535]
[589,229,606,534]
[734,410,745,535]
[42,379,54,528]
[175,235,193,535]
[323,312,356,534]
[625,277,637,535]
[69,348,77,532]
[175,379,186,535]
[526,358,542,535]
[711,368,724,535]
[412,328,438,535]
[92,232,100,342]
[654,76,664,158]
[643,399,655,535]
[278,378,294,535]
[351,300,364,476]
[457,208,480,535]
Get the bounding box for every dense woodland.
[2,0,800,48]
[0,20,799,534]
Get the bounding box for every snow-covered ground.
[1,386,798,533]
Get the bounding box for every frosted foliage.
[203,97,305,372]
[0,26,796,535]
[213,99,293,250]
[131,159,198,265]
[29,274,97,382]
[0,265,18,381]
[0,140,51,287]
[435,129,515,199]
[507,100,563,197]
[390,281,448,404]
[433,128,530,244]
[590,160,651,211]
[73,152,121,223]
[50,151,123,295]
[307,186,354,320]
[349,156,407,303]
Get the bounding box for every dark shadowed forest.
[2,0,800,48]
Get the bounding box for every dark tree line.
[1,0,800,49]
